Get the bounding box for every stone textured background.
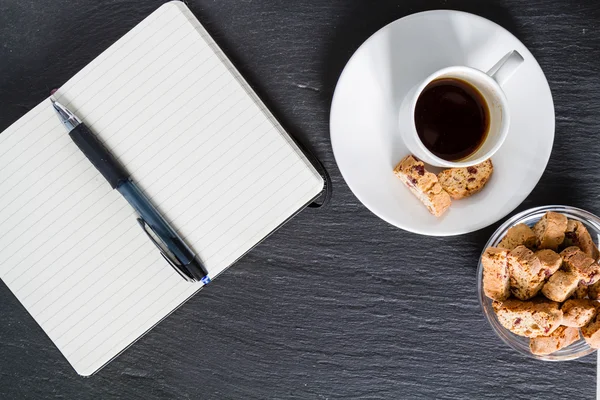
[1,0,599,398]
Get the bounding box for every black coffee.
[414,78,489,161]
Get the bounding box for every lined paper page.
[0,1,323,376]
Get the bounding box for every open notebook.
[0,1,324,376]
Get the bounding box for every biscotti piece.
[497,223,538,251]
[394,155,451,217]
[563,220,599,260]
[573,282,589,299]
[533,211,567,250]
[437,159,493,200]
[561,299,597,327]
[493,298,562,338]
[581,310,600,348]
[561,246,600,285]
[541,270,580,302]
[482,247,510,301]
[534,249,563,278]
[588,280,600,300]
[529,326,580,356]
[507,245,545,300]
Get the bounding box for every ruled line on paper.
[14,204,135,299]
[77,180,318,371]
[71,176,316,367]
[20,108,271,308]
[176,2,320,177]
[0,67,239,234]
[7,196,128,289]
[21,116,277,322]
[44,252,166,336]
[44,137,295,336]
[0,1,323,376]
[0,10,188,152]
[0,24,202,173]
[1,82,243,261]
[57,156,314,362]
[0,180,114,262]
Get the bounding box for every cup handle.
[486,50,524,86]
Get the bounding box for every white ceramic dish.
[330,10,555,236]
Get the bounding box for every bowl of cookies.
[478,205,600,360]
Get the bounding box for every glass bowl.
[477,205,600,361]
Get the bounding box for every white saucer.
[330,10,555,236]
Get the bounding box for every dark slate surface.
[1,0,599,398]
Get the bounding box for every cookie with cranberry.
[437,159,493,200]
[394,155,451,217]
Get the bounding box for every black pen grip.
[69,124,129,189]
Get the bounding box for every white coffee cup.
[398,50,524,167]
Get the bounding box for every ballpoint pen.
[51,98,210,284]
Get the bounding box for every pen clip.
[136,218,195,282]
